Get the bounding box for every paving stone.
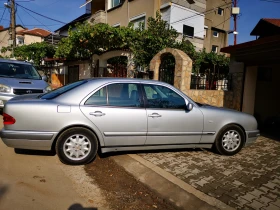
[138,137,280,210]
[194,179,208,187]
[241,193,258,202]
[258,195,274,205]
[264,182,278,190]
[246,200,266,210]
[263,203,280,210]
[232,180,243,186]
[218,193,235,205]
[271,199,280,208]
[259,186,271,193]
[249,189,265,198]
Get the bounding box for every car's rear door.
[80,82,147,146]
[142,83,203,145]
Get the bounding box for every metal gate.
[94,64,127,78]
[159,54,175,85]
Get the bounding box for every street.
[0,117,108,210]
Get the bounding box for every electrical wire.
[16,3,66,24]
[171,1,232,25]
[18,6,53,31]
[16,12,25,27]
[0,7,6,24]
[260,0,280,2]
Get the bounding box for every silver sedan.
[0,78,259,165]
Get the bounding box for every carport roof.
[221,34,280,65]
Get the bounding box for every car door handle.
[148,113,162,118]
[89,111,106,117]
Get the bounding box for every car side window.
[143,84,186,109]
[85,86,107,105]
[85,83,141,107]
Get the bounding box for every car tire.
[55,127,98,165]
[215,125,245,156]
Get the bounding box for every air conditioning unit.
[232,7,240,15]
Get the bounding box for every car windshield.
[0,62,41,80]
[40,80,87,100]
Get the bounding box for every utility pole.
[233,0,237,45]
[5,0,16,57]
[11,0,16,50]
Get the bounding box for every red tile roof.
[263,18,280,27]
[17,28,51,37]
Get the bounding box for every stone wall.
[149,48,244,110]
[184,90,229,107]
[184,72,243,109]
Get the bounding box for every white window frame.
[213,31,219,38]
[204,26,208,38]
[217,8,224,16]
[183,24,195,37]
[129,13,146,29]
[108,0,121,10]
[113,23,121,28]
[212,45,218,53]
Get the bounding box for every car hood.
[0,77,48,89]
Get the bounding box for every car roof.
[85,77,170,85]
[0,58,32,65]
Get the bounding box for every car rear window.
[40,80,87,100]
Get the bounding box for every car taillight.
[3,113,16,125]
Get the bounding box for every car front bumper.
[0,129,57,151]
[245,130,260,146]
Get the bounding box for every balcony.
[88,10,106,24]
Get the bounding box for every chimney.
[0,26,4,30]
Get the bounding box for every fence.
[190,73,232,91]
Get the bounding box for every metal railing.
[190,73,232,91]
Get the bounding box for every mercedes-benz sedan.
[0,78,259,165]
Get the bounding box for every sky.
[0,0,279,45]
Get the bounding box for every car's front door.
[142,83,203,145]
[80,83,147,146]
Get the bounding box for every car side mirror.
[42,75,47,81]
[186,103,193,111]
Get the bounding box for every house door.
[68,65,79,83]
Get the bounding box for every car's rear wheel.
[215,125,245,156]
[55,127,98,165]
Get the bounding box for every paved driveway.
[139,137,280,210]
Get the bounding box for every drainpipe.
[240,64,246,112]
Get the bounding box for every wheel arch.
[216,123,247,144]
[51,124,104,152]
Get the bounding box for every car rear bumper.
[0,129,57,151]
[245,130,260,146]
[0,94,15,108]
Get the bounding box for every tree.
[12,42,55,67]
[55,23,136,59]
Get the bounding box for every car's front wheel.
[55,127,98,165]
[215,125,245,156]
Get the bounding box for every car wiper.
[0,75,15,78]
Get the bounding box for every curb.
[128,154,235,210]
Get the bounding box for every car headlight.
[44,86,52,93]
[0,84,11,93]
